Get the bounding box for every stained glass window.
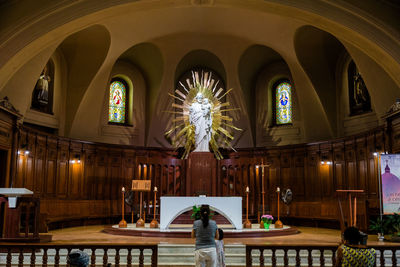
[108,79,127,124]
[275,81,292,125]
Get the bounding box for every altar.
[160,196,243,230]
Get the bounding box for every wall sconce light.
[320,158,332,165]
[18,144,29,156]
[71,154,81,164]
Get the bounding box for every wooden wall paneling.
[174,159,183,196]
[122,150,135,188]
[109,150,122,204]
[83,145,96,200]
[14,131,27,188]
[267,152,279,215]
[280,151,291,198]
[69,142,83,199]
[333,142,345,190]
[56,140,69,198]
[356,137,368,192]
[94,150,107,200]
[267,150,279,193]
[248,164,256,216]
[0,119,13,149]
[305,146,319,201]
[34,135,46,195]
[168,164,174,195]
[45,137,57,197]
[320,149,333,199]
[345,140,357,190]
[22,133,36,191]
[162,164,168,195]
[294,148,306,199]
[388,114,400,153]
[221,164,228,196]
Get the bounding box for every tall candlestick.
[244,186,252,228]
[119,187,127,228]
[150,186,158,228]
[275,186,283,228]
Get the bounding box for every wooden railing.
[246,244,400,267]
[0,243,158,267]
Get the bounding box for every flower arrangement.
[261,214,274,224]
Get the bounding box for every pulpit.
[0,188,42,241]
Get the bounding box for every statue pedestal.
[186,152,216,196]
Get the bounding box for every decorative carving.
[386,98,400,115]
[0,96,21,116]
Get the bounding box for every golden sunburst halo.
[165,71,241,159]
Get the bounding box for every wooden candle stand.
[118,187,127,228]
[275,187,283,228]
[150,186,158,228]
[243,186,252,229]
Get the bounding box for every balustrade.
[0,243,157,267]
[246,244,400,267]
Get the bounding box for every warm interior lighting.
[71,154,81,164]
[18,144,29,156]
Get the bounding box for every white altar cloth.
[160,196,242,230]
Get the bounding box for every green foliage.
[369,217,386,234]
[386,213,400,236]
[191,205,202,220]
[190,205,214,220]
[370,213,400,236]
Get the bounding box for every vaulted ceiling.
[0,0,399,147]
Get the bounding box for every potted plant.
[369,217,386,241]
[385,213,400,242]
[261,214,274,230]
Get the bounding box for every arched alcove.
[119,43,164,142]
[175,49,226,85]
[238,45,286,144]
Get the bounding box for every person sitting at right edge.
[335,226,376,267]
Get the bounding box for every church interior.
[1,0,400,266]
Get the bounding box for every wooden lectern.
[132,180,151,227]
[336,189,365,232]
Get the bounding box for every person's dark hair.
[67,250,89,267]
[218,228,224,240]
[200,205,210,227]
[343,226,361,245]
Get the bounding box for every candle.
[154,186,158,192]
[246,186,249,193]
[122,187,125,192]
[277,187,280,192]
